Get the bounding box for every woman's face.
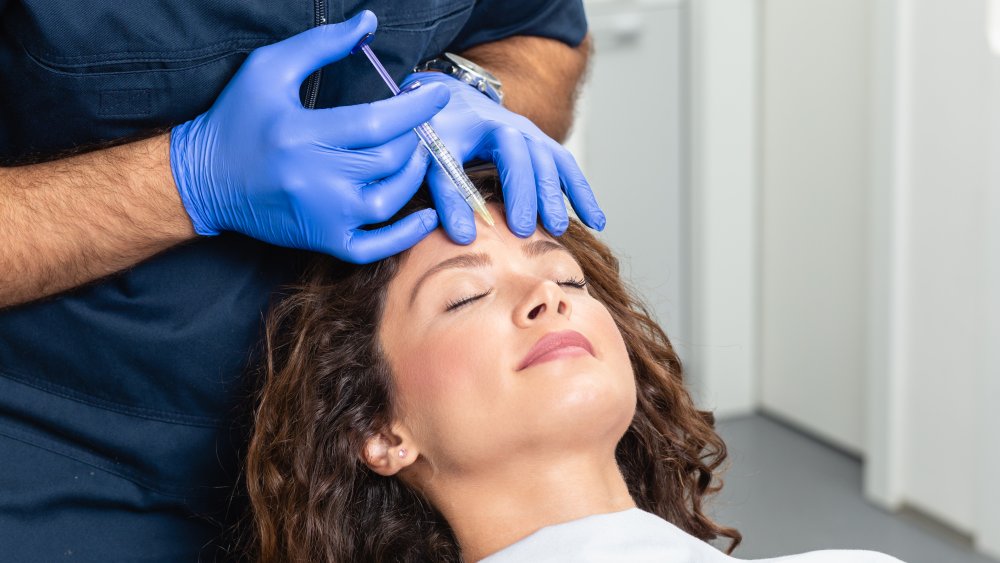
[379,208,636,477]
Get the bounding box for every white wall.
[900,0,989,533]
[866,0,1000,555]
[756,0,873,456]
[981,33,1000,557]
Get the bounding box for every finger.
[309,82,450,149]
[553,148,606,231]
[259,10,378,88]
[356,146,432,224]
[427,163,477,245]
[327,130,419,181]
[485,126,536,237]
[526,138,568,236]
[342,208,439,264]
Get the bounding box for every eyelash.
[444,277,589,312]
[444,289,493,312]
[559,277,588,290]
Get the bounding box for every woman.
[246,169,903,562]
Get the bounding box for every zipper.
[304,0,328,109]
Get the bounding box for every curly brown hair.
[245,169,741,562]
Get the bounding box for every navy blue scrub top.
[0,1,587,560]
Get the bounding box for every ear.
[362,424,420,477]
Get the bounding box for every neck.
[422,450,636,562]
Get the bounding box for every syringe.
[351,33,495,227]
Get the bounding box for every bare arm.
[459,33,592,143]
[0,134,195,308]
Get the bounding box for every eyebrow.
[522,239,567,259]
[408,239,571,307]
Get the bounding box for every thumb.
[266,10,378,87]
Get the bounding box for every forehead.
[390,215,571,292]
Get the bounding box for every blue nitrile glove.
[169,11,451,264]
[400,71,606,243]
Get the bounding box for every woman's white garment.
[480,508,905,563]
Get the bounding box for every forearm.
[0,134,196,308]
[460,33,592,143]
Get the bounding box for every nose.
[513,279,573,327]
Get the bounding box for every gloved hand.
[400,71,606,243]
[169,11,451,264]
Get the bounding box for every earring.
[398,448,407,459]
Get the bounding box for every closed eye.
[558,277,588,290]
[445,289,494,312]
[444,277,586,313]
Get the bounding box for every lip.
[517,329,595,371]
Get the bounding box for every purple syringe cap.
[351,32,375,55]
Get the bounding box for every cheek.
[578,304,639,443]
[589,304,632,375]
[590,304,638,409]
[388,320,508,434]
[609,323,633,380]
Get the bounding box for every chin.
[534,369,637,446]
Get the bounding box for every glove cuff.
[169,119,220,237]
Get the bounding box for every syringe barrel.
[413,122,481,207]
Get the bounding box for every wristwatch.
[414,52,504,106]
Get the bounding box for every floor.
[708,414,997,563]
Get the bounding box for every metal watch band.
[414,52,504,106]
